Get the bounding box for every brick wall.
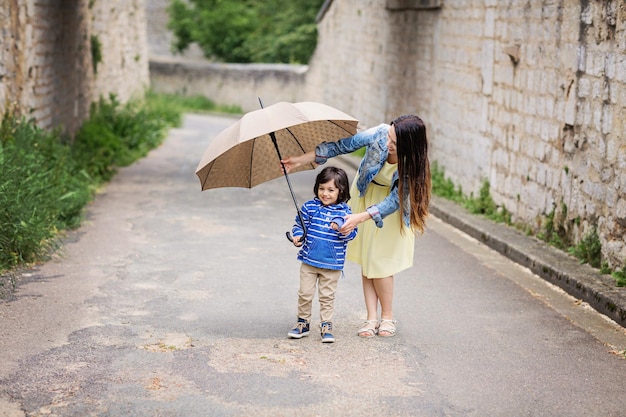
[0,0,149,136]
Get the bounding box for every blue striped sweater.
[292,198,357,270]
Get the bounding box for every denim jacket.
[314,124,410,228]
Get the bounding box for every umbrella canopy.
[195,101,359,190]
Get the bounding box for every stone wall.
[149,57,307,113]
[0,0,149,136]
[304,0,439,129]
[305,0,625,269]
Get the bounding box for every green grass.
[0,113,82,269]
[0,91,196,276]
[144,90,242,116]
[430,161,624,285]
[431,162,510,224]
[71,93,176,184]
[568,228,602,269]
[612,267,626,287]
[431,161,464,203]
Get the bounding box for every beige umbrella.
[195,99,359,240]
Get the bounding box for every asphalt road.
[1,113,625,417]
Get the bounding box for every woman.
[282,114,431,337]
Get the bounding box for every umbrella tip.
[258,97,264,108]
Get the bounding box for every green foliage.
[537,204,568,250]
[612,267,626,287]
[465,180,512,224]
[0,112,89,269]
[431,162,464,203]
[90,35,103,74]
[167,0,325,63]
[568,228,602,268]
[144,90,242,116]
[464,180,495,214]
[0,92,184,274]
[72,94,172,184]
[431,162,509,223]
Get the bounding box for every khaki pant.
[297,263,341,323]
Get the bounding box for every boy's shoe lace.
[320,321,335,343]
[287,318,310,339]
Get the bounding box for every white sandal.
[378,319,396,337]
[357,320,379,338]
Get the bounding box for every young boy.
[287,166,357,343]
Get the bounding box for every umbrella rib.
[285,120,355,153]
[201,161,215,190]
[283,127,315,170]
[248,138,256,188]
[284,120,354,169]
[328,119,358,136]
[284,127,305,153]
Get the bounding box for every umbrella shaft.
[270,131,307,240]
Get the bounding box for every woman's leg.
[358,274,380,337]
[372,276,395,336]
[361,274,379,320]
[372,276,394,320]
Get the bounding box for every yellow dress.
[346,162,415,278]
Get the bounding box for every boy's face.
[317,180,340,206]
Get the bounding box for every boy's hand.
[292,236,303,247]
[330,216,344,231]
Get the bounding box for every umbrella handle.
[286,209,307,244]
[286,231,304,244]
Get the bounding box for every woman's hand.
[338,212,371,235]
[281,151,316,173]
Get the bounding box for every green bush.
[0,92,185,274]
[431,161,464,203]
[537,205,569,250]
[72,94,173,183]
[613,267,626,287]
[568,228,602,268]
[0,113,89,268]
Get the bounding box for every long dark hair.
[392,114,431,234]
[314,166,351,203]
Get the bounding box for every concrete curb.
[337,155,626,329]
[430,196,626,329]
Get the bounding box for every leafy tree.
[167,0,324,64]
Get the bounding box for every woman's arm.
[281,151,315,173]
[367,186,401,227]
[338,211,371,235]
[282,125,386,173]
[338,184,402,233]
